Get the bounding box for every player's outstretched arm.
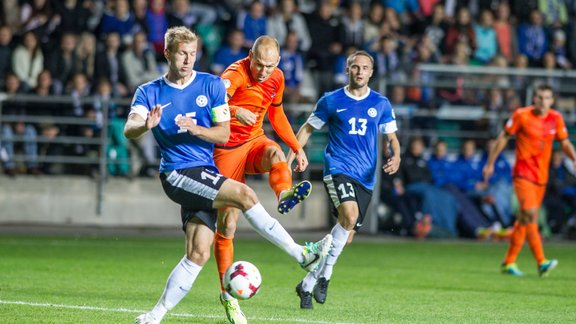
[175,118,231,144]
[124,104,163,139]
[287,123,315,172]
[482,131,510,181]
[383,132,401,175]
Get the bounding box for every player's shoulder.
[195,71,223,84]
[137,76,164,92]
[548,108,564,118]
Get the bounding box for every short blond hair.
[164,26,198,52]
[346,50,374,68]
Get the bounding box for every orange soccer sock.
[525,223,545,265]
[269,161,291,198]
[214,231,234,291]
[503,221,527,265]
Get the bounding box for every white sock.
[244,203,304,262]
[320,223,350,280]
[150,256,202,321]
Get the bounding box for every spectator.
[47,32,79,95]
[1,0,21,31]
[0,25,14,90]
[11,31,43,91]
[363,2,385,50]
[422,3,448,53]
[211,29,248,75]
[382,0,420,25]
[94,32,129,97]
[472,9,497,65]
[545,149,576,234]
[121,31,159,92]
[267,0,311,52]
[145,0,168,58]
[53,0,91,37]
[19,0,59,45]
[538,0,568,27]
[493,1,518,64]
[1,72,40,176]
[341,2,364,49]
[443,6,476,57]
[550,29,572,69]
[517,9,547,67]
[279,31,304,105]
[374,34,404,82]
[305,1,343,97]
[97,0,135,44]
[131,0,149,36]
[237,1,267,48]
[75,32,97,83]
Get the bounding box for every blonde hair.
[164,26,198,52]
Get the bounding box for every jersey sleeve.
[221,68,244,100]
[129,86,149,119]
[378,98,398,134]
[504,110,521,135]
[271,71,284,107]
[211,78,231,123]
[556,113,569,141]
[306,95,329,129]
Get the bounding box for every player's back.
[220,57,285,147]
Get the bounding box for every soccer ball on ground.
[223,261,262,300]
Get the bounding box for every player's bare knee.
[267,146,286,163]
[238,184,258,210]
[186,248,211,266]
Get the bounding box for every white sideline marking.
[0,300,356,324]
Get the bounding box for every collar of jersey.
[344,86,371,101]
[163,71,196,89]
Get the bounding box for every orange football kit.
[213,57,303,288]
[503,106,568,266]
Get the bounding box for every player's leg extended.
[215,208,241,291]
[137,219,213,324]
[213,178,331,271]
[248,138,312,214]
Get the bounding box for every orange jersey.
[219,57,284,147]
[505,106,569,184]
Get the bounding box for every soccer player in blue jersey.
[124,27,332,324]
[288,50,401,309]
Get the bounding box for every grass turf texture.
[1,234,575,323]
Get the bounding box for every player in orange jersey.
[213,35,312,323]
[483,84,576,277]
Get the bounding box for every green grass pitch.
[1,233,575,323]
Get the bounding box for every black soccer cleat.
[313,277,330,304]
[295,281,313,309]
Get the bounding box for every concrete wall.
[0,175,330,230]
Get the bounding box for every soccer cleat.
[295,281,313,309]
[220,294,247,324]
[277,180,312,214]
[300,234,333,272]
[313,277,330,304]
[501,263,524,276]
[538,259,558,277]
[135,313,159,324]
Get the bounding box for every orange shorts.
[514,177,546,211]
[214,135,281,183]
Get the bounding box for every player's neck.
[345,85,369,98]
[165,71,195,86]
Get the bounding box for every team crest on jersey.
[222,79,231,89]
[196,95,208,107]
[368,107,377,118]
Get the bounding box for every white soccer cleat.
[300,234,333,272]
[135,313,160,324]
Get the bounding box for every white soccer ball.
[222,261,262,300]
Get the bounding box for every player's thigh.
[185,218,215,265]
[214,147,249,182]
[245,136,284,174]
[324,173,373,231]
[514,178,546,211]
[213,178,257,211]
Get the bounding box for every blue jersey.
[307,87,397,189]
[130,72,228,172]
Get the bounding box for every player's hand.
[235,108,257,125]
[175,115,199,136]
[146,104,163,130]
[383,156,400,175]
[293,148,309,173]
[482,164,494,182]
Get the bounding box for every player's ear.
[163,47,170,61]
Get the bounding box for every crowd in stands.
[381,135,576,240]
[1,0,576,237]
